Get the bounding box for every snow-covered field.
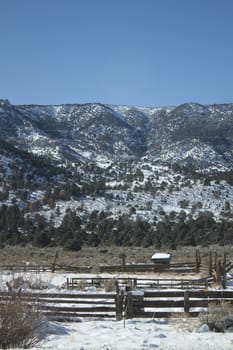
[1,271,233,349]
[31,317,233,350]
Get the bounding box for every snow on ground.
[0,271,208,292]
[1,271,233,349]
[31,318,233,350]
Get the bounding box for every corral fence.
[119,289,233,319]
[0,291,116,321]
[0,249,230,279]
[66,276,214,290]
[0,262,197,274]
[0,289,233,322]
[0,249,202,274]
[99,262,199,274]
[0,264,92,273]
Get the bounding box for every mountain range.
[0,99,233,248]
[1,99,233,171]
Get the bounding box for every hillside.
[0,99,233,249]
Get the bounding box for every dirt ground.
[0,244,232,270]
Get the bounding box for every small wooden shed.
[151,252,172,265]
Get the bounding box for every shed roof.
[151,253,171,260]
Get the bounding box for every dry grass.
[0,244,232,271]
[207,302,233,332]
[104,279,117,292]
[0,297,44,349]
[11,275,25,289]
[8,273,49,290]
[0,246,157,267]
[170,315,203,332]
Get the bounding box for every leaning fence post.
[184,291,190,315]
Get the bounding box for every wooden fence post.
[115,280,119,295]
[198,249,201,265]
[222,253,227,289]
[119,253,126,272]
[115,290,124,321]
[184,291,190,315]
[195,249,200,273]
[214,252,217,272]
[115,280,124,321]
[216,260,222,284]
[126,291,134,319]
[209,251,212,276]
[51,251,59,273]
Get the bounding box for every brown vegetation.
[0,296,43,349]
[0,245,232,271]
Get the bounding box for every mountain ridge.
[0,99,233,249]
[1,99,233,172]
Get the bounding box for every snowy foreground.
[1,271,233,350]
[30,317,233,350]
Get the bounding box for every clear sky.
[0,0,233,107]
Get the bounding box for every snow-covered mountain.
[1,99,233,172]
[0,99,233,248]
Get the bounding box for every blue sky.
[0,0,233,107]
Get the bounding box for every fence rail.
[99,262,198,273]
[0,262,199,274]
[1,289,233,321]
[66,276,212,290]
[0,263,197,274]
[123,289,233,319]
[0,250,229,280]
[0,291,117,321]
[0,264,92,273]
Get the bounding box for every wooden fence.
[0,250,230,279]
[0,264,92,273]
[99,262,198,274]
[0,262,196,274]
[1,289,233,321]
[0,291,116,321]
[0,264,51,273]
[66,276,213,290]
[123,290,233,319]
[0,248,206,275]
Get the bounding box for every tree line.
[0,205,232,250]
